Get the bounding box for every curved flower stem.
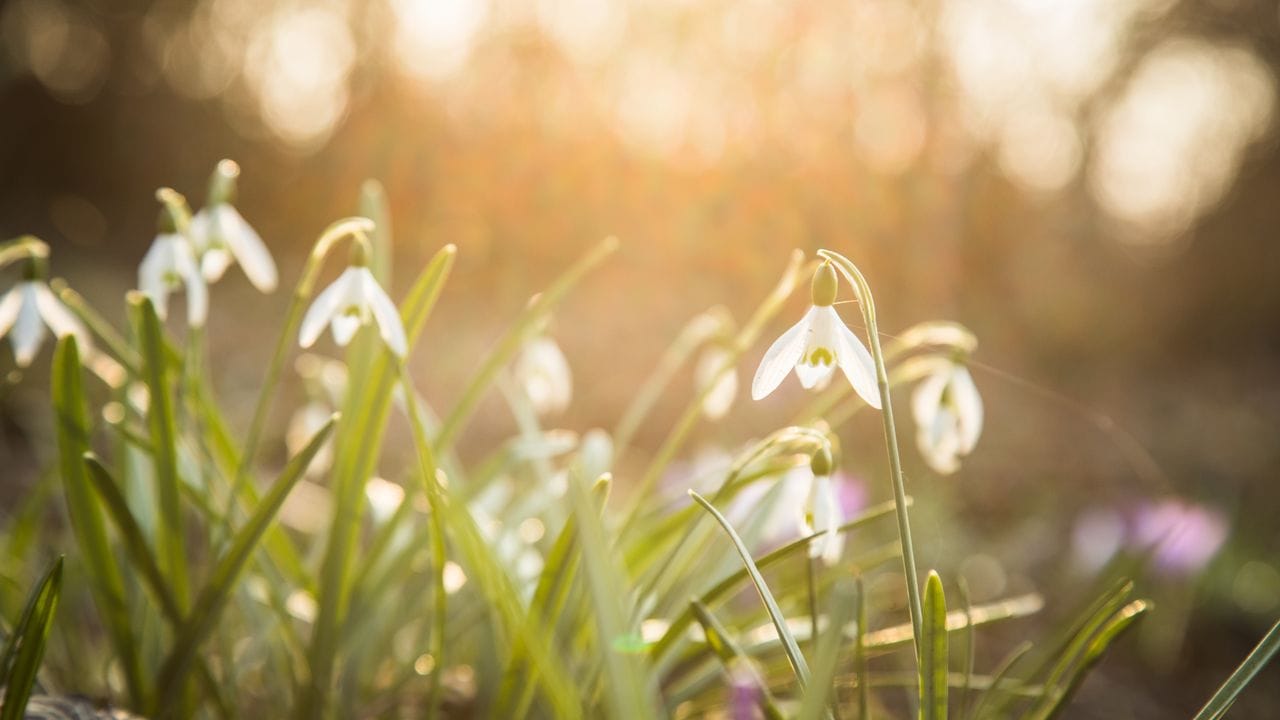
[221,218,374,538]
[817,248,923,658]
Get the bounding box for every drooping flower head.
[139,189,207,326]
[911,358,983,474]
[800,444,847,566]
[0,240,91,367]
[298,241,407,358]
[189,159,278,293]
[515,335,572,416]
[751,261,880,408]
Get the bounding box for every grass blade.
[82,455,231,719]
[51,336,145,707]
[302,244,455,718]
[798,582,856,720]
[1193,617,1280,720]
[690,600,785,720]
[0,557,62,720]
[129,293,189,612]
[1035,599,1151,720]
[435,236,618,451]
[920,571,949,720]
[155,413,338,714]
[969,641,1032,720]
[689,490,811,688]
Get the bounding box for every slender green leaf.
[0,557,61,720]
[1036,600,1151,720]
[436,236,618,451]
[82,455,231,719]
[920,571,949,720]
[689,490,811,687]
[969,641,1033,720]
[798,581,855,720]
[854,576,869,720]
[1194,618,1280,720]
[51,336,145,707]
[690,600,785,720]
[129,293,189,612]
[302,243,455,719]
[155,413,337,714]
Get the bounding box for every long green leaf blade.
[51,336,145,707]
[1194,617,1280,720]
[921,571,949,720]
[689,490,811,687]
[0,557,62,720]
[690,600,785,720]
[156,413,337,713]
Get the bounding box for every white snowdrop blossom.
[299,265,407,357]
[696,345,738,419]
[0,280,91,366]
[751,262,879,408]
[911,360,983,475]
[515,336,572,416]
[139,232,208,326]
[801,470,843,566]
[190,204,278,292]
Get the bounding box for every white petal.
[696,347,737,420]
[361,268,408,357]
[33,284,90,350]
[138,235,175,319]
[186,266,209,327]
[794,357,837,388]
[188,209,213,253]
[751,310,811,400]
[950,365,984,454]
[911,366,949,430]
[299,270,353,348]
[0,286,24,339]
[827,307,881,409]
[217,205,278,292]
[12,284,45,366]
[201,248,234,283]
[330,312,361,346]
[517,337,572,414]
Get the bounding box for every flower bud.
[810,261,838,307]
[208,159,240,206]
[810,445,834,476]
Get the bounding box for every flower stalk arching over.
[298,239,407,358]
[912,358,984,475]
[189,159,278,293]
[750,261,880,408]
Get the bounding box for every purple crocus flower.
[1132,499,1228,575]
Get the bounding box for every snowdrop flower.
[800,446,843,566]
[696,344,738,420]
[911,359,983,475]
[299,261,407,357]
[515,335,572,416]
[751,261,879,408]
[139,203,208,326]
[0,274,90,367]
[189,160,278,292]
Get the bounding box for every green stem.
[223,217,374,537]
[818,249,923,657]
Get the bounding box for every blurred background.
[2,0,1280,716]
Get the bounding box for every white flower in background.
[189,159,277,292]
[911,360,983,474]
[0,280,90,366]
[139,232,208,326]
[288,402,336,477]
[515,336,572,416]
[299,264,407,357]
[799,447,843,566]
[190,206,278,291]
[696,345,738,420]
[751,262,880,408]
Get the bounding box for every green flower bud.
[810,444,834,476]
[811,261,838,307]
[155,188,191,234]
[208,159,240,206]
